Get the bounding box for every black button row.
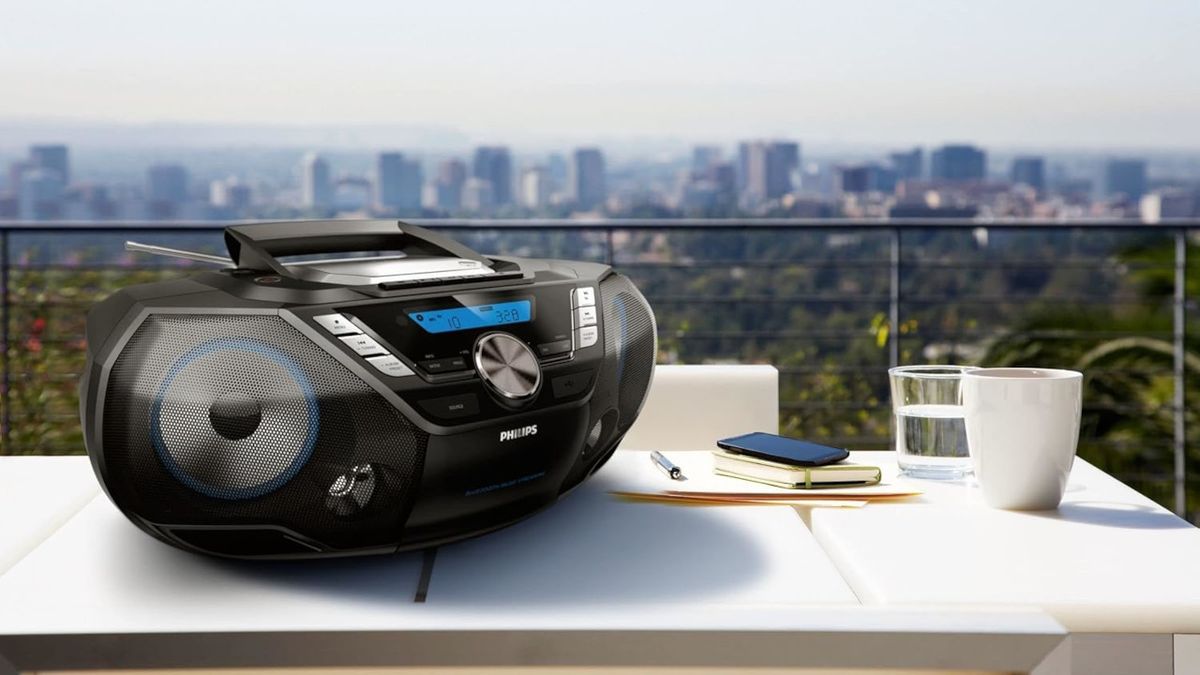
[418,369,593,422]
[418,393,480,420]
[537,338,573,357]
[419,356,469,374]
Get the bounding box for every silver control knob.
[474,332,542,405]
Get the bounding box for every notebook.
[712,450,882,489]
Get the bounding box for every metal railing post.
[1174,228,1188,518]
[1,229,9,452]
[605,227,615,266]
[889,226,901,368]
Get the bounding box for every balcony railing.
[1,219,1196,521]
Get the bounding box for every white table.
[0,454,1064,673]
[0,456,98,575]
[811,452,1200,674]
[7,365,1199,673]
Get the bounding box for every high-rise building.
[1010,156,1046,192]
[301,152,333,208]
[7,160,32,196]
[375,152,422,212]
[889,148,923,181]
[461,177,494,212]
[146,164,189,218]
[17,169,65,220]
[931,145,986,182]
[472,146,513,207]
[30,144,69,184]
[681,161,738,212]
[520,166,551,209]
[375,152,405,210]
[714,162,737,199]
[837,164,897,194]
[1105,159,1147,202]
[546,153,568,189]
[76,183,117,220]
[739,140,800,202]
[228,183,252,211]
[434,159,467,210]
[569,147,606,210]
[210,177,252,211]
[766,141,799,198]
[692,146,722,173]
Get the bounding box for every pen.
[650,451,685,480]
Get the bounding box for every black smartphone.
[716,432,850,467]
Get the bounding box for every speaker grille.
[153,338,318,500]
[600,274,657,434]
[101,314,427,553]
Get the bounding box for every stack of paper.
[607,451,921,508]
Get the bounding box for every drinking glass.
[888,365,977,479]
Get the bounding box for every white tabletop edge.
[809,453,1200,634]
[0,456,98,576]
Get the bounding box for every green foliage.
[3,266,187,454]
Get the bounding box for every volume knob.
[474,332,542,405]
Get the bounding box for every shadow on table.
[1029,501,1192,530]
[425,474,774,606]
[192,471,770,606]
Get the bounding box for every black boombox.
[80,221,656,558]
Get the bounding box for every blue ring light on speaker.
[151,338,319,500]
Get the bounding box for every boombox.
[80,220,656,558]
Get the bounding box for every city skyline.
[3,1,1200,148]
[4,136,1197,223]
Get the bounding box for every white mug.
[961,368,1082,510]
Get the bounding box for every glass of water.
[888,365,977,479]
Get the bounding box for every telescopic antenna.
[125,241,234,267]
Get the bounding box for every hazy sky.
[3,0,1199,148]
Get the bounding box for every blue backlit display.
[408,300,532,334]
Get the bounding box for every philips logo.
[500,424,538,442]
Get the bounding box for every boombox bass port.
[80,220,656,559]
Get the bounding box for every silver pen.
[650,451,685,480]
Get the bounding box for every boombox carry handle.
[225,220,491,276]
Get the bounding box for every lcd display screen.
[407,300,532,334]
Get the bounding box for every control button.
[365,354,415,378]
[419,356,470,374]
[551,370,594,399]
[574,306,598,328]
[314,313,361,336]
[419,393,480,420]
[339,334,387,357]
[575,325,599,349]
[537,338,573,357]
[474,332,542,404]
[572,286,596,308]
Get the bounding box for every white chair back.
[619,365,778,452]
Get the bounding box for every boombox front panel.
[101,314,428,555]
[85,249,657,558]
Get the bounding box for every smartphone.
[716,432,849,467]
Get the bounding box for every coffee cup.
[961,368,1082,510]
